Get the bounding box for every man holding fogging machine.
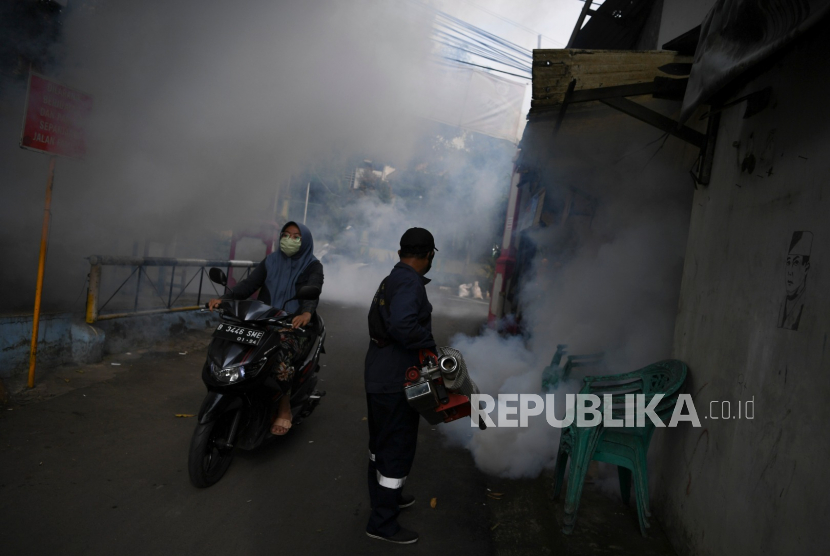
[364,227,438,545]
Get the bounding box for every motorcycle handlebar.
[273,316,304,332]
[201,302,225,314]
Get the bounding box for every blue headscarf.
[264,221,319,313]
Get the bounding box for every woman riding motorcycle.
[208,221,323,435]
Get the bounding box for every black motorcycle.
[188,268,326,488]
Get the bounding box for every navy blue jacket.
[221,259,323,315]
[365,262,436,393]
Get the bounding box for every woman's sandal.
[271,417,292,436]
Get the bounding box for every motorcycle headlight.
[210,359,267,384]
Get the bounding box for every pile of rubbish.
[458,281,485,300]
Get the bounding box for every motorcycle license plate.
[213,323,264,346]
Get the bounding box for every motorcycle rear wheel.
[188,413,235,488]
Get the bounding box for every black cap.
[400,227,437,254]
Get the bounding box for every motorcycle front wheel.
[188,412,236,488]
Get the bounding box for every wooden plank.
[533,48,688,60]
[530,49,693,110]
[599,97,705,148]
[535,58,688,70]
[534,70,676,91]
[568,82,660,102]
[533,64,684,78]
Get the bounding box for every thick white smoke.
[1,0,532,314]
[1,1,434,311]
[317,130,513,311]
[444,329,560,478]
[442,125,696,477]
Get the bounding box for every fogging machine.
[404,347,486,430]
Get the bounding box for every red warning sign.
[20,72,93,159]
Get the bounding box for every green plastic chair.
[552,359,687,536]
[541,344,606,392]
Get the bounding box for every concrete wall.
[0,313,80,378]
[651,28,830,556]
[95,310,217,354]
[0,310,217,378]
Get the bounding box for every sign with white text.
[20,72,93,159]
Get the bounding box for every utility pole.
[303,182,311,225]
[282,175,292,220]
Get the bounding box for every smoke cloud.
[442,117,697,477]
[3,0,517,313]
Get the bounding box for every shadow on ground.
[484,467,677,556]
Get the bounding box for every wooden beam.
[567,1,594,48]
[555,79,577,134]
[599,97,706,149]
[532,49,693,111]
[566,78,687,103]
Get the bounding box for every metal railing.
[85,256,258,323]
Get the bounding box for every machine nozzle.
[438,355,459,377]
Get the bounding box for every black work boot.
[366,527,420,544]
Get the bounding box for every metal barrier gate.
[85,256,258,323]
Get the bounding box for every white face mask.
[280,236,301,257]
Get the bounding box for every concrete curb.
[0,310,219,378]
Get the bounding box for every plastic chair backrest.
[580,360,687,422]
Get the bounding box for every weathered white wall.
[514,100,700,376]
[651,28,830,556]
[658,0,717,47]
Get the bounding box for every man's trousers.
[366,391,420,537]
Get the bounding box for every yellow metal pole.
[28,156,57,388]
[85,263,101,324]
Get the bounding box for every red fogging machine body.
[404,347,486,430]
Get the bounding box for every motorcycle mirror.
[209,267,228,286]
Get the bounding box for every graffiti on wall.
[777,231,813,331]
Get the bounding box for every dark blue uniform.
[365,262,435,538]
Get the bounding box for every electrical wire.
[412,0,535,80]
[439,58,531,80]
[435,11,533,61]
[455,0,566,47]
[613,131,671,164]
[73,273,90,308]
[311,167,342,197]
[433,24,531,64]
[638,132,671,172]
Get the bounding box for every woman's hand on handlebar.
[292,312,312,329]
[207,298,224,311]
